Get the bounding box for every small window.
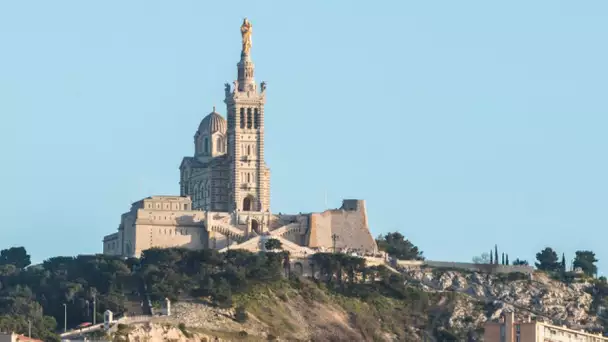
[240,108,245,129]
[247,108,252,129]
[216,137,222,152]
[254,108,259,128]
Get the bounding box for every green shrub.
[507,272,527,281]
[178,322,192,337]
[235,305,249,323]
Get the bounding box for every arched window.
[254,108,259,129]
[243,196,253,211]
[216,137,222,152]
[240,108,245,129]
[247,145,251,155]
[247,108,252,129]
[204,137,209,154]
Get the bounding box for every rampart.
[307,199,378,254]
[396,260,534,274]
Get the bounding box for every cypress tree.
[561,253,566,272]
[490,250,493,264]
[494,245,499,265]
[505,254,509,265]
[501,252,505,265]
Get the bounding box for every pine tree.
[495,245,499,265]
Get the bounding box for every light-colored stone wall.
[103,196,212,258]
[396,259,535,275]
[102,232,121,256]
[307,200,377,254]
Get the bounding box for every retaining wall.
[396,260,534,274]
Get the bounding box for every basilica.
[102,19,377,258]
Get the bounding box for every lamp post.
[28,320,31,338]
[63,303,67,333]
[93,293,97,325]
[331,234,339,253]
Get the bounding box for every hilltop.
[0,239,607,341]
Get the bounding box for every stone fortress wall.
[103,196,378,258]
[283,256,534,280]
[103,197,208,257]
[396,259,535,274]
[308,200,377,254]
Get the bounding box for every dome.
[198,108,227,134]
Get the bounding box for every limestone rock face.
[400,267,601,333]
[118,323,220,342]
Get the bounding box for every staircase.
[209,223,246,243]
[122,278,149,316]
[269,223,302,238]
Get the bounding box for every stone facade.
[102,20,377,258]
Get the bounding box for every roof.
[180,155,229,170]
[12,334,43,342]
[198,110,227,135]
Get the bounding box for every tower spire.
[237,18,255,92]
[225,18,270,213]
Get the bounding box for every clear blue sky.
[0,1,607,271]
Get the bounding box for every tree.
[494,245,499,265]
[472,252,491,264]
[489,251,493,264]
[561,253,566,272]
[501,253,505,265]
[505,254,510,265]
[573,250,598,277]
[0,247,31,269]
[535,247,559,272]
[376,232,424,260]
[264,238,282,251]
[512,258,528,266]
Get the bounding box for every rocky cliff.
[108,267,604,341]
[401,267,602,334]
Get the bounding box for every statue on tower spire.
[240,18,252,55]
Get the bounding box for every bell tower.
[225,18,270,213]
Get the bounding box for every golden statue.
[240,18,252,54]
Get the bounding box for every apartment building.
[484,311,608,342]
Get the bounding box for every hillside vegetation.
[0,236,607,341]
